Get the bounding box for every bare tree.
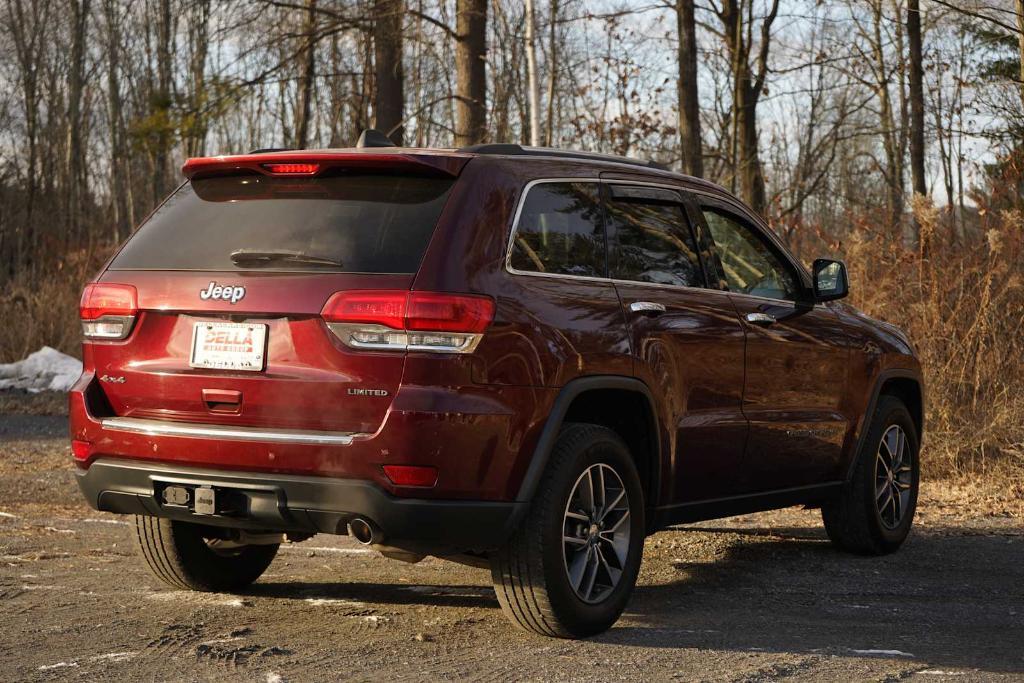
[908,0,927,247]
[294,0,318,148]
[454,0,487,146]
[675,0,702,177]
[713,0,780,213]
[524,0,541,146]
[374,0,404,144]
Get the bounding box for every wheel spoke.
[568,546,590,590]
[598,489,626,522]
[596,465,607,512]
[565,510,588,522]
[563,535,587,546]
[596,545,622,585]
[582,549,600,601]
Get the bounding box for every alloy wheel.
[562,463,631,604]
[875,425,913,529]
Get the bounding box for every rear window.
[110,174,455,273]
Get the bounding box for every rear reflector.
[80,283,138,340]
[262,162,320,175]
[322,290,494,354]
[382,465,438,487]
[71,439,91,462]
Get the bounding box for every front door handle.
[745,312,777,326]
[629,301,667,315]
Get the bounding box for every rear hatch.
[85,153,465,434]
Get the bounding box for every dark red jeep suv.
[71,137,923,638]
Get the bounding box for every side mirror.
[812,258,849,302]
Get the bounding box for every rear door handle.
[745,312,777,326]
[629,301,667,315]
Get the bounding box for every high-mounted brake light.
[262,163,320,175]
[80,283,138,340]
[321,290,494,354]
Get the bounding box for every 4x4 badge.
[199,282,246,304]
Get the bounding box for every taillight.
[321,290,494,354]
[80,283,138,340]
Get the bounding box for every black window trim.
[688,191,814,304]
[505,177,719,294]
[603,183,710,290]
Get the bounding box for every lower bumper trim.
[76,458,519,554]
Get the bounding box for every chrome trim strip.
[101,417,359,445]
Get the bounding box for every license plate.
[190,322,267,372]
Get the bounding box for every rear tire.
[133,515,278,592]
[490,423,645,638]
[823,395,920,555]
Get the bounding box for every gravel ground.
[1,405,1022,682]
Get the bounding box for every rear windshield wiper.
[229,249,343,268]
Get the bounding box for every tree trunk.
[524,0,541,146]
[373,0,404,144]
[103,0,132,240]
[454,0,487,146]
[907,0,926,198]
[294,0,318,148]
[1017,0,1024,107]
[676,0,702,177]
[65,0,90,241]
[153,0,174,204]
[544,0,558,146]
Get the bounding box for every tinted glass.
[607,196,703,287]
[701,207,800,301]
[110,174,454,273]
[509,183,605,277]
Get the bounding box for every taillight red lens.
[321,291,494,333]
[262,163,320,175]
[382,465,438,487]
[80,283,138,320]
[321,291,408,329]
[406,292,495,333]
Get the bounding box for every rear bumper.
[77,457,520,554]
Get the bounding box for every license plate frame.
[189,321,267,372]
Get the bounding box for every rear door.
[90,169,456,434]
[604,183,749,503]
[692,195,850,490]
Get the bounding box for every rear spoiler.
[181,151,470,180]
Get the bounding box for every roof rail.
[458,143,670,172]
[248,147,296,154]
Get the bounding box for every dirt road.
[1,409,1022,681]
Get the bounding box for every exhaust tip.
[348,518,376,545]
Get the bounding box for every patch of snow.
[852,649,915,657]
[304,598,366,607]
[0,346,82,392]
[0,511,18,519]
[81,518,130,526]
[89,651,137,663]
[38,661,79,671]
[266,673,284,683]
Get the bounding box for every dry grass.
[2,207,1022,485]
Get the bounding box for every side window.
[509,182,605,277]
[700,206,800,301]
[606,192,704,287]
